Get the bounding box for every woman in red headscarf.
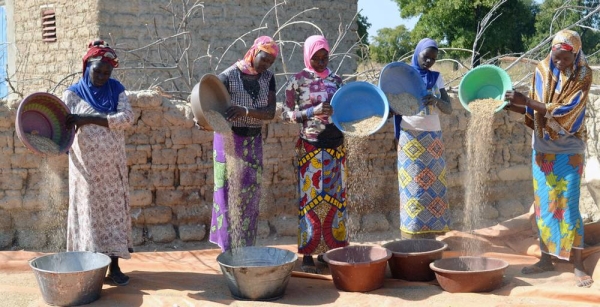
[505,30,594,288]
[64,40,134,286]
[282,35,347,273]
[209,36,279,252]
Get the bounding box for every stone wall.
[6,0,359,100]
[5,0,99,94]
[2,89,598,251]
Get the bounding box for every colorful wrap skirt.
[296,139,349,255]
[398,129,450,234]
[209,132,262,252]
[532,150,584,260]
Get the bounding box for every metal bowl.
[29,251,111,306]
[216,246,297,301]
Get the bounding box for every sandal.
[576,275,594,288]
[521,262,554,275]
[317,254,328,267]
[108,271,130,286]
[300,264,321,274]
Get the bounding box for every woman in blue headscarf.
[64,40,135,286]
[394,38,453,239]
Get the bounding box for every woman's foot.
[108,256,130,286]
[301,255,320,274]
[317,254,328,267]
[521,260,555,274]
[574,267,594,288]
[107,270,130,286]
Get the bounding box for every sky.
[357,0,418,41]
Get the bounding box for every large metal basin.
[430,256,509,293]
[29,251,111,306]
[216,246,297,301]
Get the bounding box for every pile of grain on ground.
[387,92,420,116]
[25,133,60,155]
[463,98,503,256]
[204,110,231,133]
[340,115,383,136]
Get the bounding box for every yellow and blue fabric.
[526,30,593,141]
[296,139,348,255]
[532,150,584,260]
[398,129,450,234]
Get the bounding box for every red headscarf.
[81,40,119,73]
[235,36,279,75]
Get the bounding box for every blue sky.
[357,0,418,40]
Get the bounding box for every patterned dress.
[525,30,592,260]
[64,90,134,259]
[283,69,348,255]
[396,75,450,235]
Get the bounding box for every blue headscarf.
[411,38,440,90]
[68,61,125,114]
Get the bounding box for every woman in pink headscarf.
[209,36,279,252]
[282,35,348,273]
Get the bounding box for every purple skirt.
[209,132,263,252]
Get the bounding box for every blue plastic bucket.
[330,81,389,136]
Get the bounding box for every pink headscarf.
[303,35,331,79]
[236,36,279,75]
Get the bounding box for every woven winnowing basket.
[15,92,74,155]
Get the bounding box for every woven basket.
[15,92,75,155]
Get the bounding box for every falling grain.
[463,98,504,256]
[205,110,231,133]
[25,133,61,155]
[387,92,420,116]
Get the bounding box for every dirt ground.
[2,215,600,307]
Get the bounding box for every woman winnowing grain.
[504,29,593,288]
[394,38,452,239]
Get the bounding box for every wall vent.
[41,9,56,42]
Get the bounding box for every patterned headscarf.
[526,30,593,140]
[235,36,279,75]
[81,40,120,74]
[303,35,331,79]
[68,40,125,113]
[411,38,440,90]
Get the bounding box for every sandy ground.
[2,225,600,307]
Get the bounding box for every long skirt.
[398,129,450,234]
[532,150,584,260]
[296,139,348,255]
[209,132,262,252]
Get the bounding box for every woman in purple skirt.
[209,36,279,252]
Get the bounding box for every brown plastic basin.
[383,239,448,281]
[323,245,392,292]
[429,256,509,293]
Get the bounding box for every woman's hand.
[226,106,248,121]
[313,102,333,117]
[504,90,528,106]
[66,114,82,132]
[422,94,440,106]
